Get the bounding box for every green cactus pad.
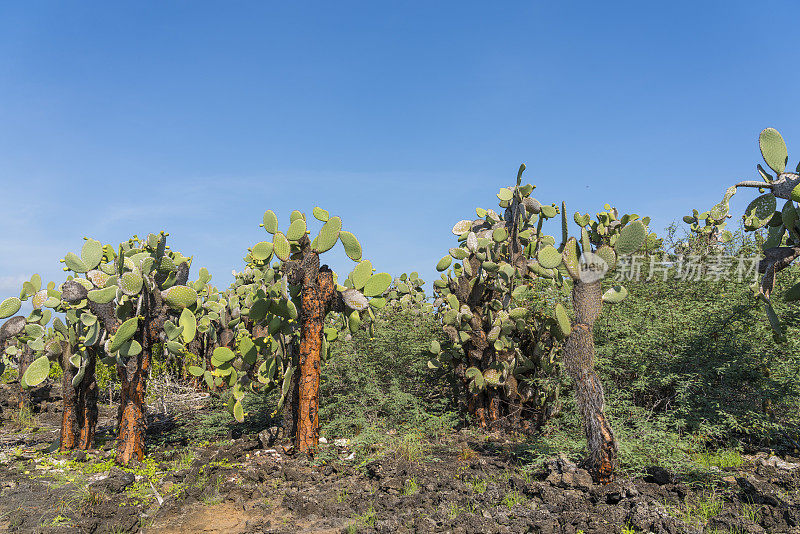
[179,308,197,344]
[554,303,571,337]
[213,347,236,364]
[272,232,291,261]
[286,218,307,241]
[614,221,646,255]
[492,227,508,242]
[509,307,528,319]
[364,273,392,297]
[31,289,48,310]
[348,310,361,333]
[743,194,778,230]
[120,272,143,296]
[759,128,788,175]
[452,220,472,235]
[109,316,139,353]
[595,245,617,271]
[0,297,21,319]
[602,285,628,303]
[562,238,580,280]
[64,252,88,273]
[341,289,369,311]
[251,241,274,261]
[436,255,453,272]
[162,285,199,309]
[88,285,117,304]
[765,303,783,337]
[350,260,372,290]
[81,239,103,270]
[540,205,557,219]
[315,216,342,253]
[537,245,562,269]
[313,206,330,222]
[22,355,51,388]
[87,269,110,288]
[262,210,279,234]
[337,230,362,261]
[119,340,143,358]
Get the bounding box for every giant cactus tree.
[56,232,209,464]
[554,205,658,483]
[428,165,567,432]
[210,208,390,455]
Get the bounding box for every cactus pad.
[88,285,117,304]
[22,355,51,387]
[351,260,373,290]
[120,272,143,296]
[554,303,571,337]
[436,255,453,272]
[315,216,342,253]
[162,285,199,310]
[341,289,369,311]
[109,316,139,353]
[251,241,274,261]
[262,210,279,234]
[81,239,103,270]
[339,231,362,261]
[537,245,562,269]
[363,273,392,297]
[452,220,472,235]
[614,221,646,255]
[0,297,21,319]
[602,284,628,303]
[759,128,788,175]
[272,232,291,261]
[64,252,88,273]
[743,194,778,230]
[286,218,307,241]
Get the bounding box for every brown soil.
[2,379,800,533]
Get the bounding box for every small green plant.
[402,478,419,495]
[741,500,761,523]
[694,449,744,469]
[469,477,487,494]
[621,522,636,534]
[337,487,349,503]
[501,491,526,508]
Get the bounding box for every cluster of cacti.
[428,164,656,483]
[687,128,800,342]
[427,165,567,434]
[0,274,54,411]
[383,272,431,312]
[1,233,215,465]
[0,170,660,484]
[205,208,391,454]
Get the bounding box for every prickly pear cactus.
[686,127,800,343]
[57,232,211,465]
[209,208,390,454]
[428,165,568,433]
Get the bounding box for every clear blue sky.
[2,2,800,297]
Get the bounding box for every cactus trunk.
[59,342,80,451]
[563,279,617,483]
[296,263,335,455]
[115,293,162,465]
[77,348,98,450]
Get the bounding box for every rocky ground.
[1,380,800,533]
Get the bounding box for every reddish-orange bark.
[296,267,335,455]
